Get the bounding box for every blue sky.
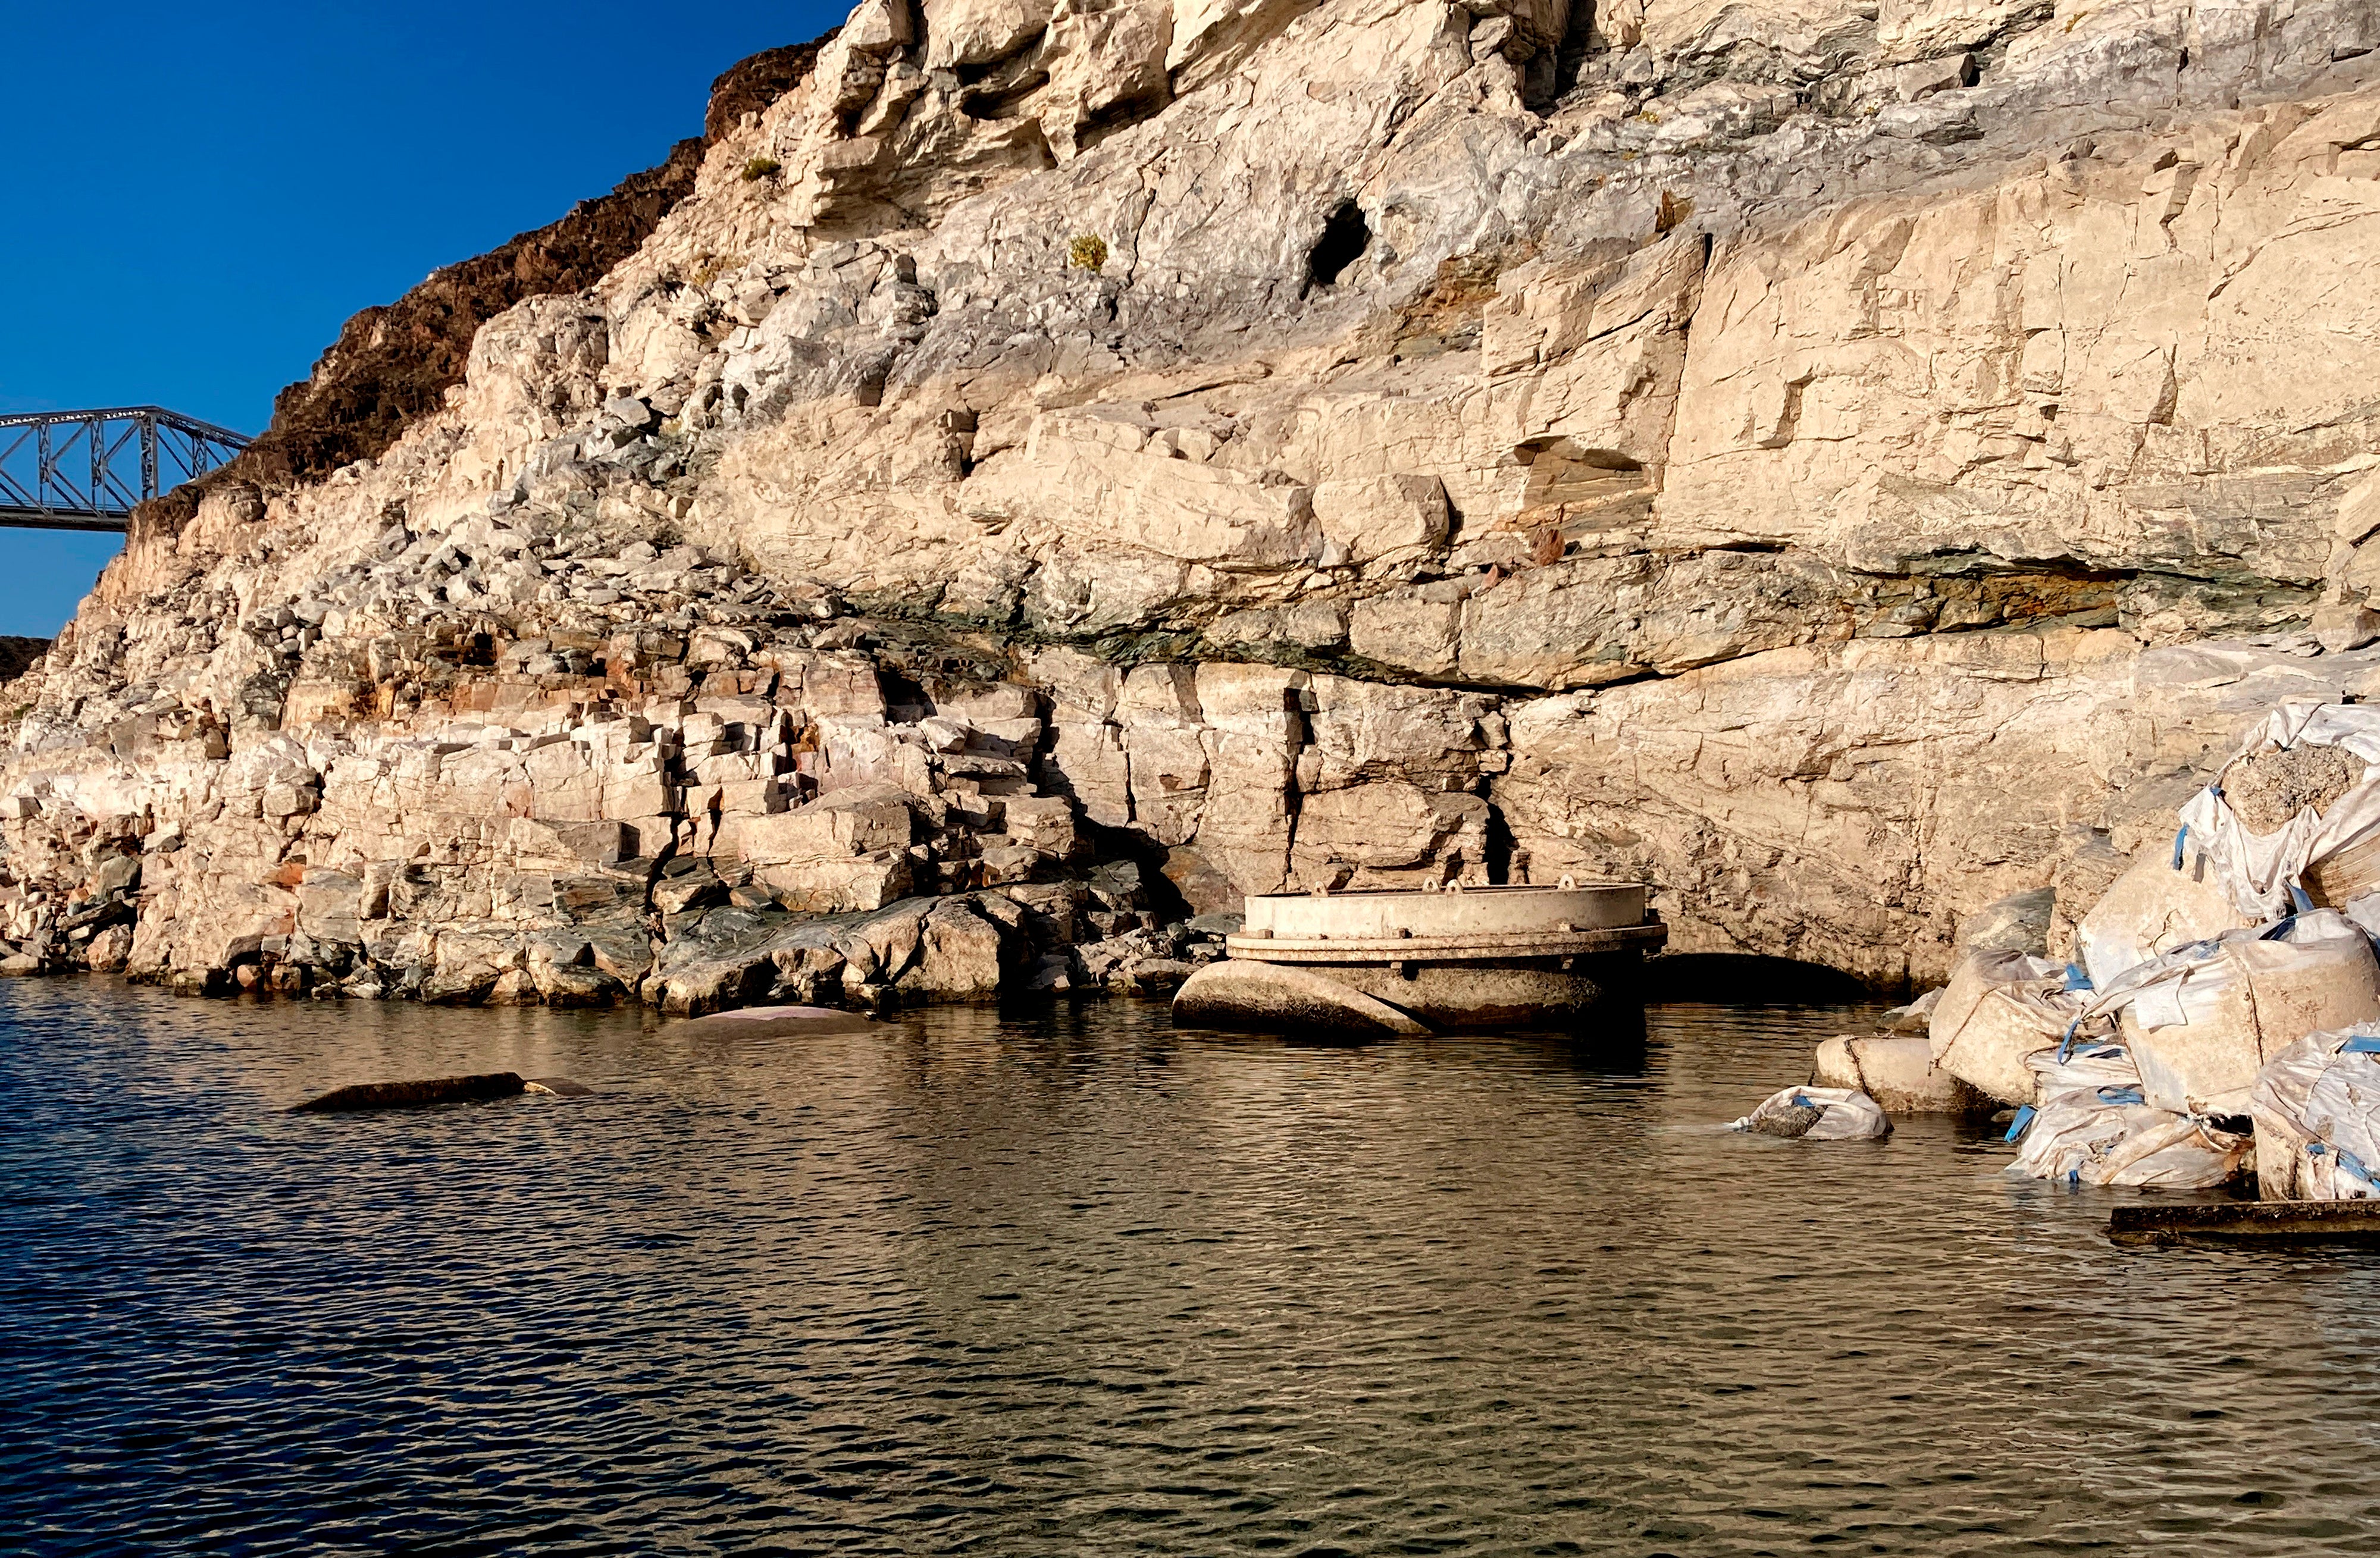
[0,1,843,637]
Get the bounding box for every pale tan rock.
[1812,1034,1976,1115]
[962,420,1320,570]
[84,923,133,974]
[897,898,1010,999]
[2314,603,2380,653]
[737,783,917,911]
[1350,590,1462,678]
[1312,474,1449,565]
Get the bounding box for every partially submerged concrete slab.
[2109,1199,2380,1247]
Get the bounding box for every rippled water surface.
[5,979,2380,1555]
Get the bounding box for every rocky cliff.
[9,0,2380,1004]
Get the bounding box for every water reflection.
[1,979,2376,1554]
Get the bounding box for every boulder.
[1812,1033,1981,1114]
[737,783,916,911]
[293,1073,527,1112]
[1953,888,2054,958]
[1311,474,1449,565]
[897,899,1010,1000]
[1172,960,1429,1037]
[671,1005,880,1039]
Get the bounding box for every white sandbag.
[2024,1039,2141,1098]
[1730,1086,1892,1140]
[2174,700,2380,921]
[1928,949,2099,1105]
[2249,1026,2380,1201]
[2074,841,2249,990]
[2006,1081,2250,1189]
[2085,910,2380,1117]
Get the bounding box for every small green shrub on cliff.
[1067,234,1108,272]
[741,156,782,181]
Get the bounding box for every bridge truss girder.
[0,406,251,532]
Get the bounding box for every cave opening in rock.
[1552,0,1599,99]
[1305,200,1371,293]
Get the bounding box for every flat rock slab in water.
[670,1005,881,1039]
[2109,1199,2380,1246]
[295,1073,529,1112]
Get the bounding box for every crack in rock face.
[11,0,2380,1005]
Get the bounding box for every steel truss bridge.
[0,407,250,532]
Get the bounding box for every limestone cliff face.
[10,0,2380,1001]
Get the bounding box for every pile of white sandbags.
[1740,699,2380,1193]
[1997,698,2380,1195]
[2005,1043,2250,1189]
[2173,701,2380,923]
[2080,911,2380,1116]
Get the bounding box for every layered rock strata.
[11,0,2380,1002]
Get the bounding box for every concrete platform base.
[1173,958,1637,1035]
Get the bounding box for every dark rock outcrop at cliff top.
[0,637,48,685]
[706,32,838,143]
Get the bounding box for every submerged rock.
[669,1005,879,1039]
[292,1073,529,1112]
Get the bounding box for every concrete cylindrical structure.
[1178,882,1664,1034]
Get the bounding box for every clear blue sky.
[0,1,843,638]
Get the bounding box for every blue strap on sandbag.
[2171,825,2188,870]
[2056,1015,2084,1063]
[2260,916,2300,941]
[2335,1147,2380,1190]
[2096,1084,2146,1106]
[2004,1105,2035,1142]
[2290,882,2315,914]
[2342,1035,2380,1055]
[2063,964,2093,992]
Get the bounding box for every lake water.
[3,978,2377,1555]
